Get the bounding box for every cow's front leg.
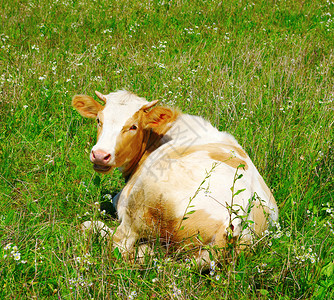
[110,222,139,260]
[110,217,158,263]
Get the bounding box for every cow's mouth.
[93,164,112,173]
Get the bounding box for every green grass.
[1,0,333,298]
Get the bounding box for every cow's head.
[72,90,175,174]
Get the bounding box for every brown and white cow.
[72,90,278,265]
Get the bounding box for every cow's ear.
[143,107,175,128]
[72,95,103,118]
[141,100,159,112]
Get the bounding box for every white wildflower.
[13,252,21,261]
[128,291,137,299]
[4,243,12,251]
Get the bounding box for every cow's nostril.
[104,154,111,161]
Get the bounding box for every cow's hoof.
[80,220,113,238]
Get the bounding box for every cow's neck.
[121,129,164,182]
[121,109,180,181]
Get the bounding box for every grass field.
[1,0,333,298]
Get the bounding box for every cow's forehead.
[102,91,148,124]
[102,102,143,124]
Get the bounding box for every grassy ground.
[0,0,333,298]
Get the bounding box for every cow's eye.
[96,117,100,125]
[129,125,137,130]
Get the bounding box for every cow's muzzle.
[90,150,113,173]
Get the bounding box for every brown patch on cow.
[208,152,248,170]
[228,145,248,158]
[114,124,146,169]
[174,209,228,248]
[143,200,228,250]
[113,110,152,172]
[116,107,180,180]
[165,143,248,170]
[251,200,270,235]
[142,195,179,242]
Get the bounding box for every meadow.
[0,0,333,298]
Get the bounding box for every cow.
[72,90,278,266]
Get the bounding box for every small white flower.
[128,291,137,299]
[31,45,39,51]
[4,243,11,251]
[13,252,21,261]
[172,287,181,296]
